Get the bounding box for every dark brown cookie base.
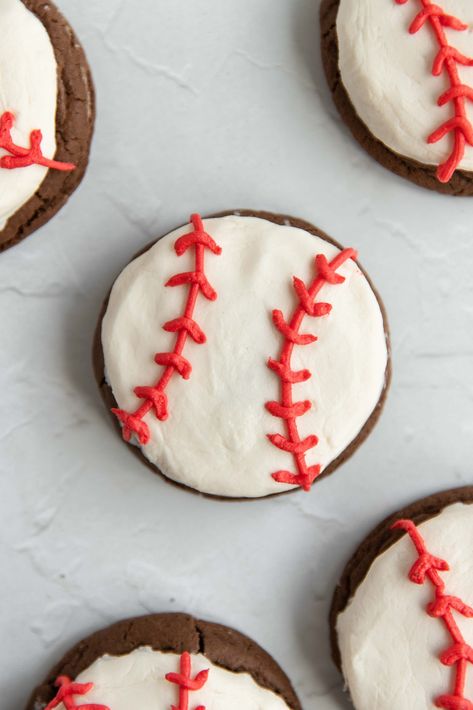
[330,485,473,670]
[93,209,391,501]
[320,0,473,196]
[0,0,95,252]
[25,612,301,710]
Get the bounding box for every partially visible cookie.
[331,486,473,709]
[0,0,94,251]
[26,613,301,710]
[94,210,390,499]
[321,0,473,195]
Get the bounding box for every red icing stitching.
[0,112,75,171]
[266,248,357,492]
[112,214,222,445]
[44,676,110,710]
[165,652,208,710]
[393,519,473,709]
[395,0,473,183]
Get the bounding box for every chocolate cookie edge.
[319,0,473,196]
[330,485,473,671]
[25,612,302,710]
[0,0,96,252]
[93,209,391,501]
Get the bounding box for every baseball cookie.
[94,210,390,499]
[321,0,473,195]
[26,613,301,710]
[331,486,473,709]
[0,0,94,251]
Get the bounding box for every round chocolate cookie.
[331,486,473,709]
[0,0,95,251]
[94,210,390,499]
[321,0,473,195]
[26,612,301,710]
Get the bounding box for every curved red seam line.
[0,111,75,171]
[165,652,208,710]
[266,248,357,492]
[112,214,222,446]
[393,519,473,709]
[395,0,473,183]
[44,676,110,710]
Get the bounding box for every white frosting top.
[102,215,388,498]
[50,647,291,710]
[337,502,473,709]
[0,0,57,230]
[337,0,473,171]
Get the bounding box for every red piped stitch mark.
[112,214,221,445]
[165,271,217,301]
[392,519,473,709]
[267,358,312,384]
[163,316,207,344]
[165,652,208,710]
[266,248,357,492]
[0,112,75,171]
[44,676,109,710]
[155,352,192,380]
[395,0,473,183]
